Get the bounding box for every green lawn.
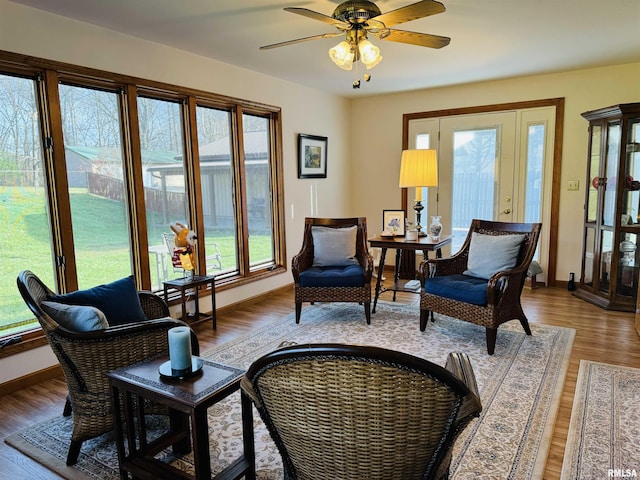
[1,186,272,333]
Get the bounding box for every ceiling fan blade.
[371,0,445,28]
[284,7,350,29]
[380,29,450,49]
[260,32,344,50]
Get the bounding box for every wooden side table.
[107,356,255,480]
[368,235,452,313]
[163,275,216,329]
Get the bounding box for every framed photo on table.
[382,210,406,236]
[298,134,328,179]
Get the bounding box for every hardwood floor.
[1,285,639,479]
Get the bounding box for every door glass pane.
[59,83,130,288]
[587,125,602,223]
[602,122,620,227]
[138,97,187,288]
[242,114,274,269]
[524,123,544,223]
[415,133,431,211]
[0,73,53,336]
[451,128,497,252]
[196,105,238,277]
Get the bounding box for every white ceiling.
[9,0,640,98]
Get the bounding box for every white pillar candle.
[168,326,192,373]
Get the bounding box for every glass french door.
[439,112,517,253]
[408,107,555,283]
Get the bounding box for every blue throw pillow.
[49,276,147,326]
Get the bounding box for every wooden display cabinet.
[574,103,640,311]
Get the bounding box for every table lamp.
[398,149,438,236]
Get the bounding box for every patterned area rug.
[5,301,574,480]
[561,360,640,480]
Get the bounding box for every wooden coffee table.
[107,356,255,480]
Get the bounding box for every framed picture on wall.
[382,210,406,236]
[298,134,328,179]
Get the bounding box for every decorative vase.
[429,216,442,241]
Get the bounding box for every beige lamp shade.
[399,149,438,188]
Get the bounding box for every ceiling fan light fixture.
[329,41,355,70]
[358,39,382,69]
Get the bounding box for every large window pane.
[59,84,130,288]
[196,105,238,276]
[243,114,274,269]
[0,73,53,335]
[138,97,187,288]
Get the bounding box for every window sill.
[0,330,48,359]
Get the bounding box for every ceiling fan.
[261,0,450,79]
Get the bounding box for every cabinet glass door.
[583,227,596,287]
[603,121,621,227]
[599,229,614,294]
[617,232,638,297]
[624,119,640,225]
[587,125,602,223]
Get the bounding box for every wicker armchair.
[241,344,482,480]
[16,270,199,466]
[291,217,374,323]
[418,219,542,355]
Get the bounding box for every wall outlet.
[568,180,580,191]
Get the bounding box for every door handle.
[502,208,511,214]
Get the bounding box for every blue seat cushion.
[425,274,488,306]
[299,265,365,288]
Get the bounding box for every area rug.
[560,360,640,480]
[6,301,574,479]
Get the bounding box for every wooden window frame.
[0,49,286,353]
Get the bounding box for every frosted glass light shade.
[358,39,382,69]
[329,41,354,71]
[399,149,439,188]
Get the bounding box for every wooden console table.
[368,235,452,314]
[107,356,255,480]
[163,275,216,329]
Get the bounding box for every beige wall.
[0,0,352,382]
[350,63,640,285]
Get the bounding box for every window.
[59,83,131,288]
[0,72,54,337]
[243,113,274,270]
[196,105,238,276]
[138,96,188,289]
[0,51,286,344]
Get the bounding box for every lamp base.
[413,200,425,236]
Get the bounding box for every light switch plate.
[568,180,579,191]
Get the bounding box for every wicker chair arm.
[359,251,374,282]
[444,352,483,426]
[291,250,313,283]
[418,252,469,281]
[138,291,170,319]
[445,352,480,400]
[486,265,528,306]
[240,375,261,408]
[51,317,185,341]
